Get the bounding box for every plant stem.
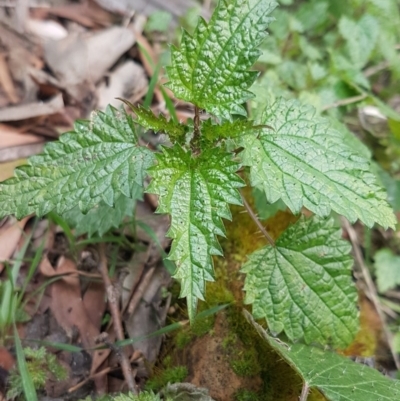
[97,244,138,394]
[241,193,275,247]
[191,106,201,155]
[321,94,367,111]
[299,382,310,401]
[342,218,400,370]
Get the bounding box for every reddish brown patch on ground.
[179,313,262,401]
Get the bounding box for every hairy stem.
[299,382,310,401]
[342,218,400,370]
[321,94,367,111]
[191,106,201,155]
[241,192,275,247]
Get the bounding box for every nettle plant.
[0,0,398,373]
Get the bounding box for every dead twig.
[364,61,391,78]
[98,244,138,394]
[341,218,400,370]
[68,350,142,393]
[125,266,156,317]
[321,94,368,112]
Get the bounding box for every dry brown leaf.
[46,1,114,28]
[48,257,100,348]
[0,94,64,122]
[0,346,15,371]
[0,216,30,273]
[134,31,174,104]
[46,256,108,393]
[134,31,158,77]
[97,61,148,110]
[45,27,135,87]
[0,123,44,162]
[39,256,76,277]
[27,19,68,41]
[86,27,136,84]
[83,281,106,330]
[0,53,19,104]
[94,0,205,20]
[0,159,27,181]
[39,256,101,280]
[0,124,43,149]
[0,142,44,163]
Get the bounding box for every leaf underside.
[147,144,244,320]
[246,311,400,401]
[0,106,155,219]
[240,98,396,229]
[166,0,277,119]
[242,216,358,348]
[62,194,135,237]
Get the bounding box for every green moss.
[222,332,237,349]
[175,329,193,349]
[145,365,188,392]
[204,276,235,305]
[191,314,215,337]
[230,349,261,377]
[234,389,260,401]
[225,307,303,400]
[79,391,174,401]
[7,346,68,400]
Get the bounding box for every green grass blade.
[143,62,161,109]
[14,325,38,401]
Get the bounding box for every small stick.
[241,193,275,247]
[364,61,390,78]
[97,244,138,394]
[341,218,400,370]
[299,382,310,401]
[126,266,156,316]
[321,94,367,112]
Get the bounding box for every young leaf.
[122,100,187,141]
[245,310,400,401]
[147,144,243,320]
[0,106,155,219]
[240,98,396,229]
[166,0,277,119]
[201,119,256,142]
[242,215,358,348]
[374,249,400,294]
[62,194,135,237]
[339,15,380,69]
[252,187,286,220]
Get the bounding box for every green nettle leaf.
[0,107,155,219]
[166,0,277,119]
[338,15,380,69]
[123,101,187,141]
[252,187,286,220]
[201,119,256,142]
[147,144,244,320]
[374,249,400,294]
[240,98,396,229]
[242,216,358,347]
[245,310,400,401]
[62,194,135,237]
